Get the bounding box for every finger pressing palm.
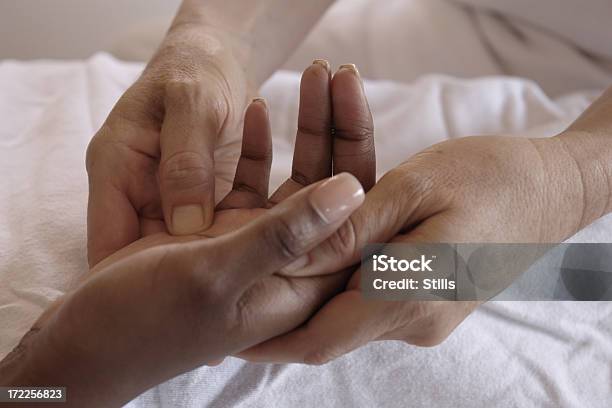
[88,61,375,351]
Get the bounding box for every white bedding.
[2,0,612,406]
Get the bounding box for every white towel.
[1,54,611,407]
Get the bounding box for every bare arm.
[171,0,335,85]
[86,0,334,266]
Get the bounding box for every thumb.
[215,173,364,292]
[159,83,221,235]
[282,163,447,277]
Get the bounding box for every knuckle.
[164,77,200,101]
[85,130,112,174]
[161,151,211,192]
[396,303,452,348]
[178,249,232,312]
[164,77,229,133]
[406,328,450,348]
[384,165,423,191]
[192,274,227,305]
[384,164,435,204]
[290,169,311,186]
[264,215,311,260]
[333,136,375,159]
[233,282,265,333]
[401,301,431,323]
[303,348,337,366]
[191,278,241,337]
[416,335,447,347]
[333,120,374,143]
[297,122,330,139]
[85,136,102,173]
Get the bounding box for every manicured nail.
[338,63,360,76]
[313,59,331,73]
[309,173,364,224]
[172,204,205,235]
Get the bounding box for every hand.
[241,88,612,364]
[88,60,375,362]
[0,61,375,406]
[85,21,254,267]
[1,172,363,407]
[85,0,338,268]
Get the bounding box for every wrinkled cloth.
[2,0,612,406]
[1,54,610,407]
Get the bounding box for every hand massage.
[1,0,611,406]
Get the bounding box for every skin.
[0,63,374,407]
[6,0,612,398]
[240,87,612,364]
[86,0,335,266]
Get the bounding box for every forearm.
[171,0,335,85]
[0,299,160,408]
[0,326,117,407]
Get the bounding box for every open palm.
[86,62,375,351]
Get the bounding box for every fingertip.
[245,96,269,126]
[301,59,332,91]
[336,63,360,77]
[332,63,366,102]
[249,96,268,111]
[310,58,331,80]
[309,173,365,225]
[242,97,272,163]
[246,97,269,129]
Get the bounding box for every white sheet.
[2,0,612,406]
[1,53,611,408]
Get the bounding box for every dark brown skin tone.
[78,0,612,372]
[5,55,612,406]
[0,62,373,407]
[241,87,612,364]
[5,3,612,402]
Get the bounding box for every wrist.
[537,130,612,239]
[168,0,335,85]
[165,3,263,87]
[551,86,612,230]
[553,129,612,220]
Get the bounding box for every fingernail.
[338,63,367,96]
[252,96,267,107]
[338,63,360,77]
[309,173,364,224]
[172,204,205,235]
[313,59,331,73]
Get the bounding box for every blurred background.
[0,0,180,61]
[2,0,610,95]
